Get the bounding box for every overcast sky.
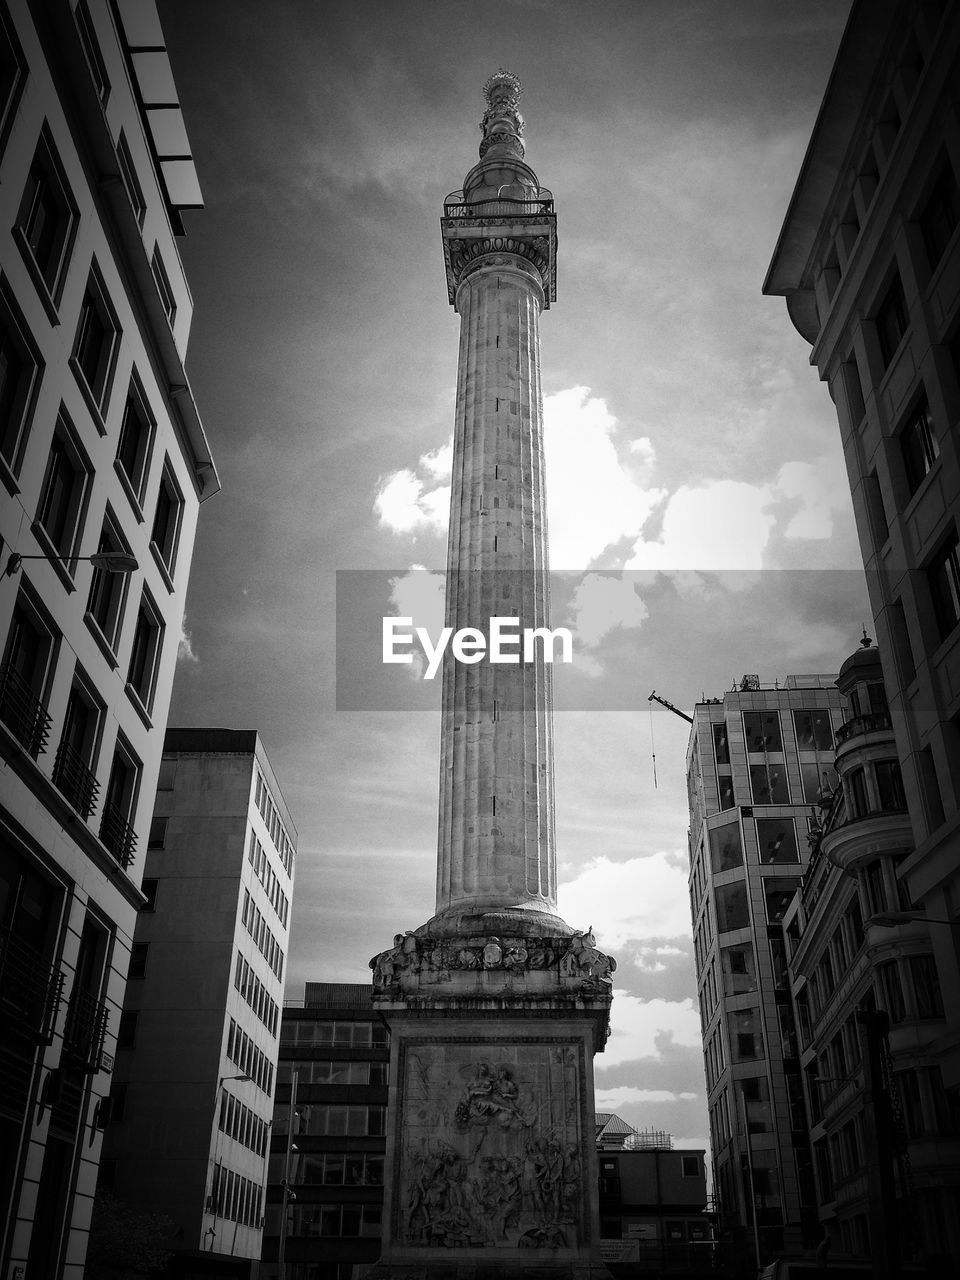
[160,0,866,1158]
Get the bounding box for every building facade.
[781,638,960,1271]
[0,1,215,1275]
[263,982,389,1280]
[764,0,960,1091]
[686,675,846,1261]
[99,728,296,1276]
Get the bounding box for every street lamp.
[3,550,139,577]
[207,1073,254,1250]
[867,910,959,928]
[277,1069,299,1280]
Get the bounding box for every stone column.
[436,254,558,923]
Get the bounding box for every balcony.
[99,801,137,868]
[0,663,52,757]
[442,188,555,219]
[0,926,63,1042]
[62,988,108,1070]
[835,710,893,745]
[52,739,100,819]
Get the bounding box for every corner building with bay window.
[686,675,846,1260]
[0,2,216,1276]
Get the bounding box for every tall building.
[99,728,297,1277]
[686,675,846,1261]
[780,638,960,1271]
[263,983,390,1280]
[0,2,215,1275]
[763,0,960,1090]
[368,73,614,1279]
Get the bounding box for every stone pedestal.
[368,922,614,1280]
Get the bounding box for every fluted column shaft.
[435,256,557,918]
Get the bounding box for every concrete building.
[367,72,613,1280]
[262,983,389,1280]
[764,0,960,1092]
[0,2,215,1275]
[596,1125,711,1278]
[99,728,296,1276]
[686,675,847,1261]
[781,637,960,1271]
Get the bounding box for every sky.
[160,0,867,1161]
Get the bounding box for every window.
[793,709,833,751]
[875,759,905,810]
[52,678,102,818]
[713,722,730,764]
[115,376,154,505]
[928,528,960,641]
[878,960,906,1022]
[0,280,43,477]
[0,591,56,756]
[157,758,177,790]
[85,514,131,654]
[744,711,782,752]
[129,942,148,979]
[74,1,109,104]
[901,398,940,495]
[750,763,789,805]
[709,821,742,872]
[921,160,959,269]
[150,462,183,577]
[35,416,91,567]
[801,762,835,804]
[876,275,908,366]
[148,816,167,849]
[715,881,749,932]
[729,1008,762,1061]
[72,270,120,416]
[910,954,944,1019]
[100,740,140,867]
[140,878,158,911]
[116,131,145,226]
[755,817,799,863]
[741,1077,773,1134]
[15,127,77,302]
[721,943,756,995]
[126,592,163,713]
[117,1009,138,1047]
[848,766,869,818]
[150,247,176,326]
[0,6,26,156]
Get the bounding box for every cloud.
[634,944,689,973]
[557,851,692,950]
[374,466,449,536]
[544,387,666,569]
[566,574,649,650]
[600,990,702,1068]
[386,567,446,680]
[596,1085,698,1108]
[177,617,199,664]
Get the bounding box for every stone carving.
[370,929,615,995]
[397,1045,582,1251]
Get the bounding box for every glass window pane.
[756,818,799,864]
[744,711,782,752]
[716,881,749,932]
[709,821,742,872]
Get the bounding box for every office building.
[764,0,960,1090]
[596,1123,711,1277]
[0,2,215,1275]
[686,675,846,1259]
[99,728,296,1277]
[263,982,389,1280]
[781,637,960,1270]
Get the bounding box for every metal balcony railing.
[836,710,893,744]
[52,739,100,819]
[442,189,555,219]
[62,988,108,1070]
[0,663,52,757]
[99,801,138,868]
[0,926,64,1041]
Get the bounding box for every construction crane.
[646,690,693,790]
[647,690,693,723]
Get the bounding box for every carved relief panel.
[392,1037,588,1253]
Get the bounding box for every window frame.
[125,588,164,718]
[100,734,141,867]
[84,509,133,660]
[70,265,121,425]
[900,396,940,497]
[0,275,44,487]
[149,459,184,582]
[33,410,92,581]
[0,2,26,159]
[115,372,155,513]
[115,130,145,226]
[14,124,79,312]
[875,274,909,368]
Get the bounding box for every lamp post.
[207,1073,253,1250]
[3,550,139,577]
[277,1069,299,1280]
[867,910,960,928]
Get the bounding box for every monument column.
[370,72,614,1280]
